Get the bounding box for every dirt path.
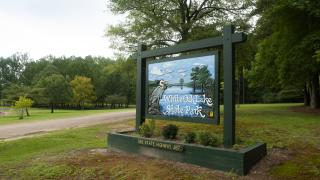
[0,110,135,140]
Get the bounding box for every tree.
[180,78,184,89]
[32,64,60,85]
[1,54,136,110]
[250,0,320,108]
[90,57,113,107]
[0,53,28,98]
[190,66,211,92]
[106,95,127,108]
[2,84,30,101]
[191,66,200,92]
[116,57,136,107]
[13,96,33,119]
[107,0,252,52]
[198,65,212,92]
[37,74,72,113]
[21,59,50,86]
[191,66,212,93]
[70,76,96,109]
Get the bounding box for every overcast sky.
[0,0,122,60]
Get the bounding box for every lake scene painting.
[147,54,216,119]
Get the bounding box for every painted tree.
[198,66,212,92]
[70,76,96,109]
[180,78,184,89]
[191,66,200,92]
[14,96,33,119]
[191,65,212,92]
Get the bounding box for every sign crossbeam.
[141,32,246,59]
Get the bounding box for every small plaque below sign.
[137,138,184,152]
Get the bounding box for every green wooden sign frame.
[145,51,220,124]
[136,25,246,148]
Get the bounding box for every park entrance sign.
[108,25,266,175]
[146,52,220,124]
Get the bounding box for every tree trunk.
[26,107,30,116]
[19,109,24,119]
[193,81,195,93]
[81,102,84,110]
[310,74,320,109]
[51,104,54,113]
[304,82,310,106]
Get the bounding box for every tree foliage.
[0,53,29,98]
[1,1,319,109]
[13,96,33,119]
[37,74,72,113]
[1,54,134,110]
[249,0,320,108]
[70,76,96,108]
[107,0,252,52]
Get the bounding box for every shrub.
[198,131,219,147]
[235,136,243,144]
[139,120,155,138]
[162,124,178,139]
[184,132,196,143]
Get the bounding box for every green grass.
[236,103,320,148]
[0,103,319,179]
[0,119,136,179]
[149,103,319,148]
[0,108,134,125]
[0,122,119,164]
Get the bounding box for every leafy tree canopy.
[107,0,253,52]
[250,0,320,108]
[36,74,72,112]
[13,96,33,119]
[70,76,96,108]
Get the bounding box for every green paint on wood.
[222,25,246,148]
[136,44,147,130]
[108,132,266,175]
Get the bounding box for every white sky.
[0,0,123,60]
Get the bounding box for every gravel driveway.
[0,110,135,140]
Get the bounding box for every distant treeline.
[0,53,135,111]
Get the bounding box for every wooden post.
[136,44,147,131]
[222,25,246,147]
[223,25,236,148]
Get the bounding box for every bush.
[198,131,219,147]
[184,132,196,143]
[162,124,178,139]
[139,120,155,138]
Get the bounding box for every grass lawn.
[0,103,319,179]
[0,108,134,125]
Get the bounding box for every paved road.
[0,110,135,140]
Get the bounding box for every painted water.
[159,86,213,118]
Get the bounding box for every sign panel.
[146,52,219,124]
